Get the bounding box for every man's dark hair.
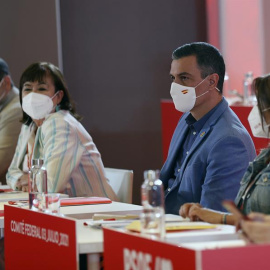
[172,42,225,93]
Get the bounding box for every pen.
[84,219,136,229]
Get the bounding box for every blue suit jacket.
[160,98,256,214]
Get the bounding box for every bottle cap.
[31,159,44,166]
[144,170,160,180]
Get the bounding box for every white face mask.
[22,92,58,120]
[248,105,270,138]
[170,76,218,112]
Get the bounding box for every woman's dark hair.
[253,74,270,130]
[19,62,81,125]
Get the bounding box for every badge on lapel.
[200,131,206,137]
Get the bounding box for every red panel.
[103,227,196,270]
[104,227,270,270]
[202,244,270,270]
[5,205,77,270]
[160,99,183,162]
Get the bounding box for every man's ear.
[208,73,219,90]
[3,75,12,90]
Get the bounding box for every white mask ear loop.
[262,107,270,112]
[196,90,209,99]
[51,91,59,100]
[195,76,210,99]
[196,75,221,93]
[194,75,208,88]
[51,91,59,111]
[196,77,221,97]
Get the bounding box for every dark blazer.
[160,98,256,214]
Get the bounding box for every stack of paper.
[126,221,217,233]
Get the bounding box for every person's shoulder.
[213,115,250,140]
[45,110,69,120]
[43,111,78,129]
[207,107,253,147]
[7,96,21,111]
[2,92,21,111]
[213,103,246,130]
[1,98,21,123]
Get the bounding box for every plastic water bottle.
[140,170,165,239]
[28,159,48,211]
[243,72,256,105]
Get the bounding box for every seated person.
[160,42,256,214]
[180,73,270,225]
[0,58,21,184]
[7,62,118,201]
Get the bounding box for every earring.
[56,104,60,112]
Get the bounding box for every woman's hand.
[17,174,28,191]
[179,203,202,220]
[179,203,223,224]
[22,185,29,192]
[241,213,270,243]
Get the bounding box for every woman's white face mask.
[22,92,58,120]
[248,105,270,138]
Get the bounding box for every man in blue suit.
[160,42,256,215]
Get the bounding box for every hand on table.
[22,186,28,192]
[18,174,28,192]
[179,203,203,221]
[179,203,223,224]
